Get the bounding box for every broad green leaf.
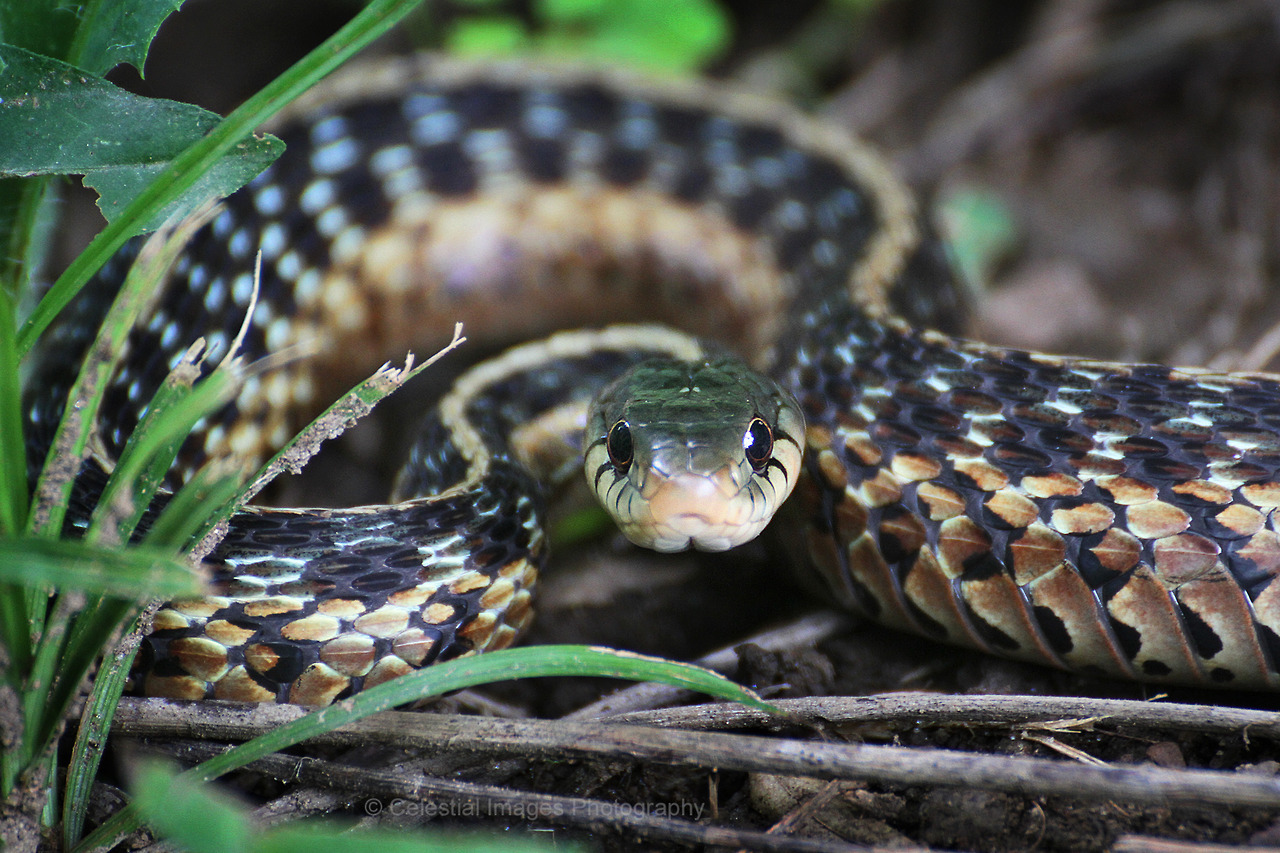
[68,0,187,75]
[82,157,279,230]
[0,0,186,75]
[0,44,282,230]
[0,0,81,64]
[17,0,419,359]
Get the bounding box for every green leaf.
[80,152,280,231]
[133,762,251,853]
[67,0,186,75]
[0,44,282,231]
[0,0,192,288]
[35,596,134,755]
[0,0,186,74]
[446,16,531,56]
[86,350,240,546]
[938,185,1018,290]
[0,537,202,598]
[6,0,432,817]
[534,0,728,70]
[0,174,56,295]
[0,0,82,64]
[143,466,245,551]
[16,0,423,360]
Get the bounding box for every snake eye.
[743,417,774,474]
[606,420,633,472]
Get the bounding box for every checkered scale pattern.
[27,56,1280,700]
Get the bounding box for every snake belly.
[28,56,1280,702]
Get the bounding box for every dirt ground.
[79,1,1280,850]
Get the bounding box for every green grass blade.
[143,465,245,551]
[0,44,285,232]
[0,535,198,793]
[26,210,214,541]
[0,538,200,598]
[85,357,240,546]
[222,328,464,533]
[0,284,32,672]
[62,623,143,847]
[35,596,136,752]
[0,288,28,535]
[0,581,30,671]
[6,0,432,823]
[13,590,80,790]
[0,175,54,298]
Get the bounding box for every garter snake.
[27,55,1280,703]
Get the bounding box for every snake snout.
[639,467,758,553]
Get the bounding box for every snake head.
[585,356,805,553]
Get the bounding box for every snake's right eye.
[743,416,774,474]
[607,420,633,472]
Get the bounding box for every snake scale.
[28,56,1280,703]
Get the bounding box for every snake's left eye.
[743,417,773,474]
[607,420,634,472]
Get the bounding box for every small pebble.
[1145,741,1185,769]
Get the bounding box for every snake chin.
[617,470,775,553]
[619,515,771,554]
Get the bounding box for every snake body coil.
[28,56,1280,701]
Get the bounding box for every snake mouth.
[621,468,766,553]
